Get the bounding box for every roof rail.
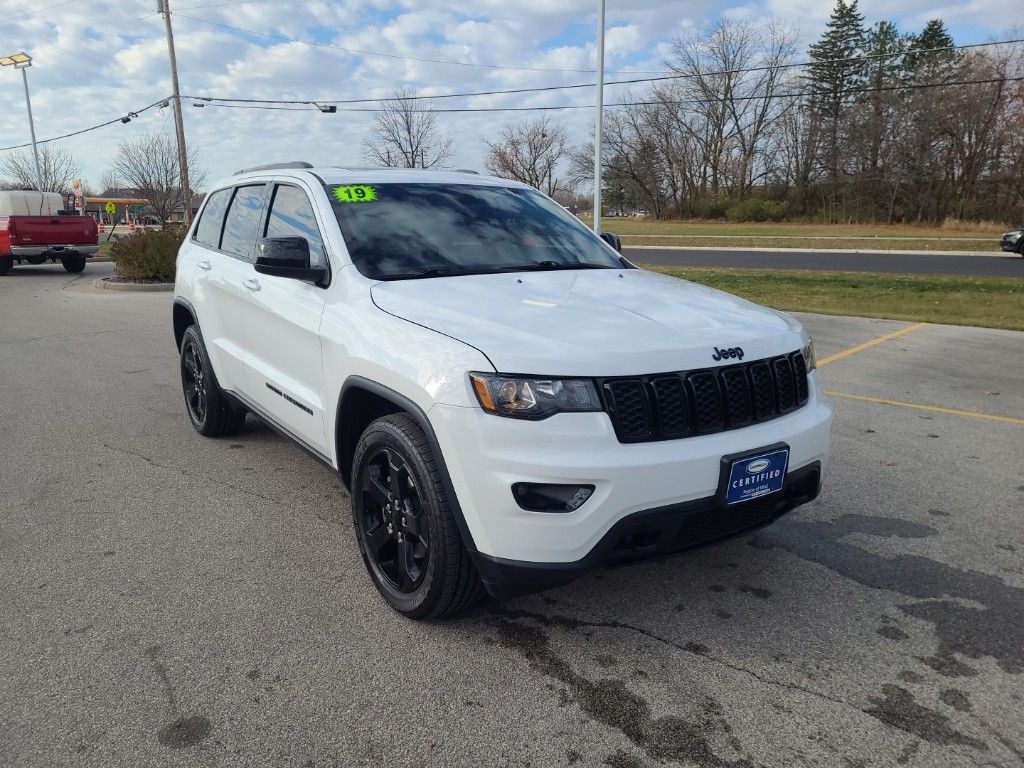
[234,161,313,176]
[455,169,479,174]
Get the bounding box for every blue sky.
[1,0,1019,188]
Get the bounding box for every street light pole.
[1,52,44,193]
[159,0,192,226]
[593,0,605,235]
[20,67,44,193]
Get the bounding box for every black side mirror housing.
[254,236,328,285]
[599,231,622,253]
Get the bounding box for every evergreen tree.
[806,0,868,202]
[861,21,907,173]
[904,19,958,77]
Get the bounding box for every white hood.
[370,269,805,377]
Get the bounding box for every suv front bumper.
[430,376,832,594]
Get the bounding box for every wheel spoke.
[365,523,391,557]
[396,539,414,591]
[386,450,404,502]
[413,539,428,560]
[365,470,391,508]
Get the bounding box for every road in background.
[2,263,1023,768]
[627,246,1023,277]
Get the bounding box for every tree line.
[567,2,1024,223]
[360,3,1023,225]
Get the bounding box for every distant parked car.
[1000,227,1023,256]
[0,191,98,275]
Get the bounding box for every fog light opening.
[512,483,595,513]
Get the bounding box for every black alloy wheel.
[181,337,208,425]
[178,324,245,437]
[357,446,430,594]
[351,413,484,618]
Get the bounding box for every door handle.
[197,258,211,270]
[243,278,261,292]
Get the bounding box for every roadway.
[625,246,1024,277]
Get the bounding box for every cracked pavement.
[2,262,1022,767]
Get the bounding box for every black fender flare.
[337,376,478,554]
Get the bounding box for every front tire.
[0,257,12,276]
[179,324,246,437]
[61,254,86,273]
[351,414,483,619]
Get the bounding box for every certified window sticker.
[332,185,377,204]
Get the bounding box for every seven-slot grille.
[600,352,810,443]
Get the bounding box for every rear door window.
[220,185,268,261]
[265,185,328,268]
[193,188,231,248]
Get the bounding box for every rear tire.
[0,257,12,276]
[351,413,483,619]
[179,324,246,437]
[61,254,86,273]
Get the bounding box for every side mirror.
[599,231,622,253]
[254,236,327,285]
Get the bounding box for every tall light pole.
[592,0,605,235]
[1,52,45,193]
[158,0,192,225]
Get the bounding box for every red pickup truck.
[0,191,99,276]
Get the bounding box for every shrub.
[110,227,184,281]
[725,198,789,222]
[691,195,730,219]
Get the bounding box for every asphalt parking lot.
[2,262,1022,768]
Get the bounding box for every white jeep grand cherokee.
[173,163,832,618]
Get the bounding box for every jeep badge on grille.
[712,346,744,361]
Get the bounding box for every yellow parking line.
[824,389,1024,426]
[817,322,928,367]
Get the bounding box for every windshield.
[323,182,623,280]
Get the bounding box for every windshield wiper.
[380,266,456,280]
[485,261,616,274]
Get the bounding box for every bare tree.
[0,143,82,194]
[485,116,569,195]
[98,169,121,196]
[110,132,206,225]
[362,87,454,169]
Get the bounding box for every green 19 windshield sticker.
[333,185,377,203]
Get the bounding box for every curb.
[92,277,174,293]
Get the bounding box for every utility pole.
[592,0,605,235]
[159,0,192,226]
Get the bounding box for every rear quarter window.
[193,188,231,248]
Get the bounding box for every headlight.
[802,340,817,372]
[469,373,602,419]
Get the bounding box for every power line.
[0,98,169,152]
[5,0,80,22]
[173,13,668,75]
[3,50,1022,152]
[193,75,1024,114]
[184,37,1024,107]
